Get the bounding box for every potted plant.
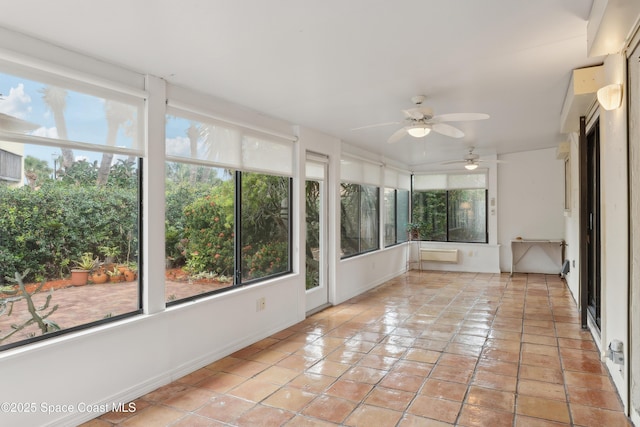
[107,265,124,283]
[123,262,138,282]
[71,252,97,286]
[89,267,108,284]
[99,245,120,271]
[406,222,423,241]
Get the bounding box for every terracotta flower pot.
[89,271,108,284]
[123,270,137,282]
[70,269,90,286]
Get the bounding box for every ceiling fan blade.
[441,160,466,165]
[431,122,465,138]
[432,113,490,122]
[351,121,400,131]
[477,159,507,163]
[402,109,423,120]
[387,127,408,144]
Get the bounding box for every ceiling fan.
[441,146,505,170]
[352,95,489,144]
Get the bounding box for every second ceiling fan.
[353,95,489,143]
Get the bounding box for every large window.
[384,188,410,247]
[0,68,143,350]
[165,110,292,303]
[412,173,488,243]
[340,183,379,257]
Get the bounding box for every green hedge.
[0,182,137,283]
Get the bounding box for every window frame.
[340,182,380,259]
[384,187,410,248]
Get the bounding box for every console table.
[510,239,565,275]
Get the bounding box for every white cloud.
[0,83,32,119]
[165,136,190,157]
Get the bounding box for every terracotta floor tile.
[176,368,216,385]
[83,272,629,427]
[516,395,570,423]
[519,365,564,384]
[228,378,280,402]
[570,403,633,427]
[343,404,403,426]
[171,414,225,427]
[302,395,357,423]
[364,386,415,411]
[234,404,294,427]
[120,406,185,427]
[357,354,398,370]
[522,342,558,357]
[276,354,320,371]
[522,333,557,346]
[161,386,213,411]
[379,372,425,392]
[325,379,373,402]
[476,359,519,377]
[397,413,455,426]
[196,372,247,393]
[390,359,434,376]
[562,354,608,374]
[421,379,468,401]
[403,347,442,364]
[223,359,270,377]
[471,371,517,393]
[465,386,515,412]
[515,415,571,427]
[413,338,449,351]
[306,360,351,377]
[457,404,514,427]
[567,385,624,411]
[484,338,522,353]
[518,379,567,401]
[437,353,477,369]
[341,366,388,384]
[563,371,615,391]
[558,337,597,350]
[196,394,255,423]
[253,365,300,385]
[262,386,317,412]
[520,351,561,369]
[407,395,462,423]
[430,363,474,384]
[288,372,335,393]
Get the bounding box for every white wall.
[598,52,629,408]
[498,148,565,273]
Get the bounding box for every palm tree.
[97,100,132,186]
[40,86,74,168]
[187,122,199,185]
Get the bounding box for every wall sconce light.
[597,83,623,110]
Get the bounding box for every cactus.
[0,271,60,344]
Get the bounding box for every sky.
[0,70,232,183]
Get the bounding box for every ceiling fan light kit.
[407,125,431,138]
[464,162,479,170]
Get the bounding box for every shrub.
[0,182,137,283]
[182,186,234,275]
[243,241,288,281]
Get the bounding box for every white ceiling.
[0,0,601,167]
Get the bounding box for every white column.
[143,75,166,314]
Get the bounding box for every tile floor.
[81,271,632,427]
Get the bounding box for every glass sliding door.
[305,154,328,313]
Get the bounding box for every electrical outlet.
[256,297,266,312]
